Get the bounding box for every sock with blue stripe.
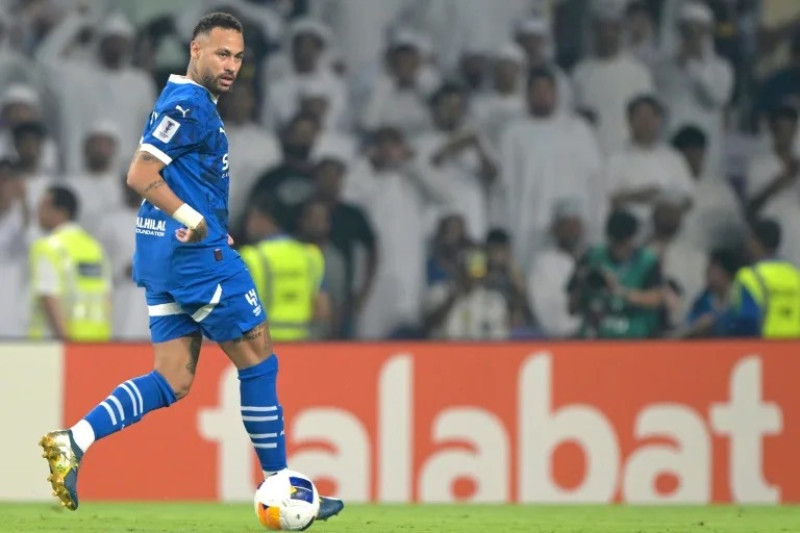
[70,371,177,453]
[239,354,287,475]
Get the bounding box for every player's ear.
[189,39,201,59]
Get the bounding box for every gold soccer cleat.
[39,430,82,510]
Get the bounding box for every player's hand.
[227,233,234,246]
[175,218,208,243]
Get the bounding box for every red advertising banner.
[63,341,800,503]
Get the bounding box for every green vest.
[578,245,661,339]
[734,260,800,338]
[29,224,112,341]
[240,237,324,341]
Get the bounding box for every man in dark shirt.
[313,151,378,338]
[248,112,320,235]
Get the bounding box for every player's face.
[192,28,245,95]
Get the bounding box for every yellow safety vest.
[29,223,112,341]
[735,260,800,338]
[240,237,325,341]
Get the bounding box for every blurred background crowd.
[1,0,799,341]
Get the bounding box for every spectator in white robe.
[62,122,124,231]
[606,95,695,225]
[0,159,30,338]
[0,85,59,175]
[309,0,413,78]
[513,15,573,113]
[13,121,54,214]
[471,43,527,148]
[471,44,528,229]
[0,12,37,95]
[404,0,543,73]
[345,127,444,339]
[260,18,348,132]
[653,2,733,177]
[219,81,280,226]
[500,67,603,270]
[295,77,358,164]
[528,198,584,338]
[624,1,660,66]
[572,3,654,154]
[37,11,157,174]
[746,106,800,266]
[646,197,707,328]
[672,125,745,252]
[96,174,149,340]
[360,29,438,137]
[415,81,499,241]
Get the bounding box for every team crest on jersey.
[153,116,180,143]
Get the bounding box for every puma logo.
[175,105,191,118]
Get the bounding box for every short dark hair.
[192,12,243,39]
[709,248,742,278]
[750,218,782,253]
[47,185,79,220]
[671,125,707,150]
[12,121,46,142]
[527,66,556,89]
[486,228,510,246]
[768,104,799,126]
[429,81,468,107]
[605,210,639,242]
[627,94,663,118]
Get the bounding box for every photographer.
[568,210,664,338]
[422,245,510,340]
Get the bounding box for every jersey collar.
[168,74,219,104]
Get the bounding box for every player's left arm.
[126,151,208,242]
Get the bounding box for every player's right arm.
[126,151,208,242]
[126,102,209,242]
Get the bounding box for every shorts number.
[245,289,258,307]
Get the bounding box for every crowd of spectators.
[1,0,799,340]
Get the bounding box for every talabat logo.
[63,342,799,504]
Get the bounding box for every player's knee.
[172,379,193,401]
[156,368,195,401]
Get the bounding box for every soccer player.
[38,12,344,520]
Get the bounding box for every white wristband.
[173,203,204,229]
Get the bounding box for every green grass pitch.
[1,502,799,532]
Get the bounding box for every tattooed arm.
[126,150,207,241]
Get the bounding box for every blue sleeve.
[139,102,206,165]
[716,285,761,337]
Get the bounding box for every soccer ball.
[254,470,320,531]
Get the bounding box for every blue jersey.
[133,75,235,292]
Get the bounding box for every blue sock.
[73,371,177,452]
[239,355,287,473]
